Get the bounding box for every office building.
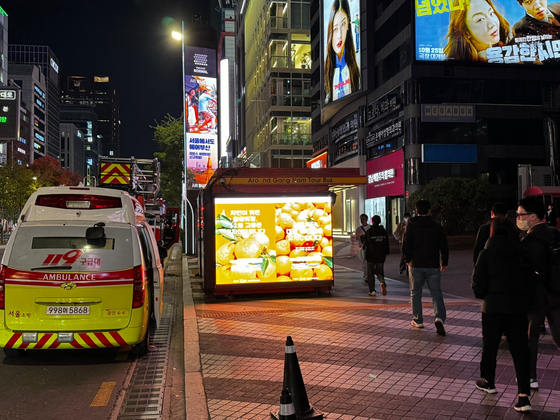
[60,104,98,183]
[61,75,121,157]
[9,64,48,163]
[60,123,85,178]
[235,0,313,168]
[8,45,61,160]
[310,0,560,236]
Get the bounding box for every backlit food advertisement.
[184,45,218,189]
[215,197,334,285]
[323,0,361,105]
[415,0,560,64]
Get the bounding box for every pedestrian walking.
[394,212,410,275]
[355,214,370,281]
[402,200,449,336]
[471,218,532,412]
[517,197,560,390]
[363,215,390,297]
[473,202,508,265]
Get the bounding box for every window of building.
[291,43,311,69]
[270,40,289,68]
[269,2,288,29]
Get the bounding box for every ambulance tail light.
[132,264,146,308]
[0,265,5,310]
[36,194,122,210]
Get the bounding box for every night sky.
[3,0,220,159]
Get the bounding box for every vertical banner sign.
[0,88,21,142]
[323,0,361,105]
[184,46,218,189]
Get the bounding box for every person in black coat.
[363,215,390,297]
[472,218,532,412]
[473,202,508,265]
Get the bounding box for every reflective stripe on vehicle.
[3,331,129,349]
[4,268,135,288]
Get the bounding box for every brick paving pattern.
[189,260,560,419]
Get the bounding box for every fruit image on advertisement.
[214,197,333,285]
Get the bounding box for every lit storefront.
[366,149,404,234]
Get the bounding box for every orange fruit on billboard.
[323,224,332,237]
[277,213,294,229]
[216,242,236,265]
[250,232,270,251]
[276,255,291,275]
[290,265,313,281]
[257,262,276,280]
[276,239,291,256]
[234,238,263,259]
[275,225,285,241]
[314,264,333,280]
[322,245,333,257]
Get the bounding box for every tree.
[30,156,82,187]
[0,162,37,224]
[408,177,494,235]
[152,114,188,207]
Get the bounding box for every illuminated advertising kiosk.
[201,167,366,298]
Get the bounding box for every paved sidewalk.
[182,251,560,419]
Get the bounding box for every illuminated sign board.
[366,120,402,147]
[0,88,21,142]
[215,196,333,285]
[323,0,361,105]
[50,58,59,73]
[415,0,560,64]
[184,45,218,189]
[306,152,328,169]
[421,104,475,123]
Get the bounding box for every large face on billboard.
[323,0,361,105]
[416,0,560,64]
[214,197,334,285]
[184,46,218,189]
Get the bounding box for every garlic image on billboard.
[214,197,333,285]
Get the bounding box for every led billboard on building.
[184,46,218,189]
[415,0,560,64]
[323,0,361,105]
[0,88,21,142]
[214,196,333,285]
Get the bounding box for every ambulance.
[0,185,164,357]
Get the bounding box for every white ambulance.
[0,185,164,357]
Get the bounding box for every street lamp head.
[171,31,182,41]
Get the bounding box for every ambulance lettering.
[42,273,96,281]
[42,250,83,266]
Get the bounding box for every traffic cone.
[282,336,323,420]
[270,388,297,420]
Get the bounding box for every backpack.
[533,229,560,295]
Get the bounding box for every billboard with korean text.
[184,45,218,189]
[214,196,333,285]
[415,0,560,64]
[323,0,361,105]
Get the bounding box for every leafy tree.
[152,114,192,207]
[408,177,494,235]
[30,156,81,186]
[0,162,37,223]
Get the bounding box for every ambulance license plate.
[46,306,90,315]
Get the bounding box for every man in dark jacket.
[363,215,390,297]
[471,218,532,411]
[473,202,508,265]
[513,0,560,39]
[517,196,560,390]
[403,200,449,336]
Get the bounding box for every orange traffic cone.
[282,336,323,420]
[270,388,297,420]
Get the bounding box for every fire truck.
[99,157,180,247]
